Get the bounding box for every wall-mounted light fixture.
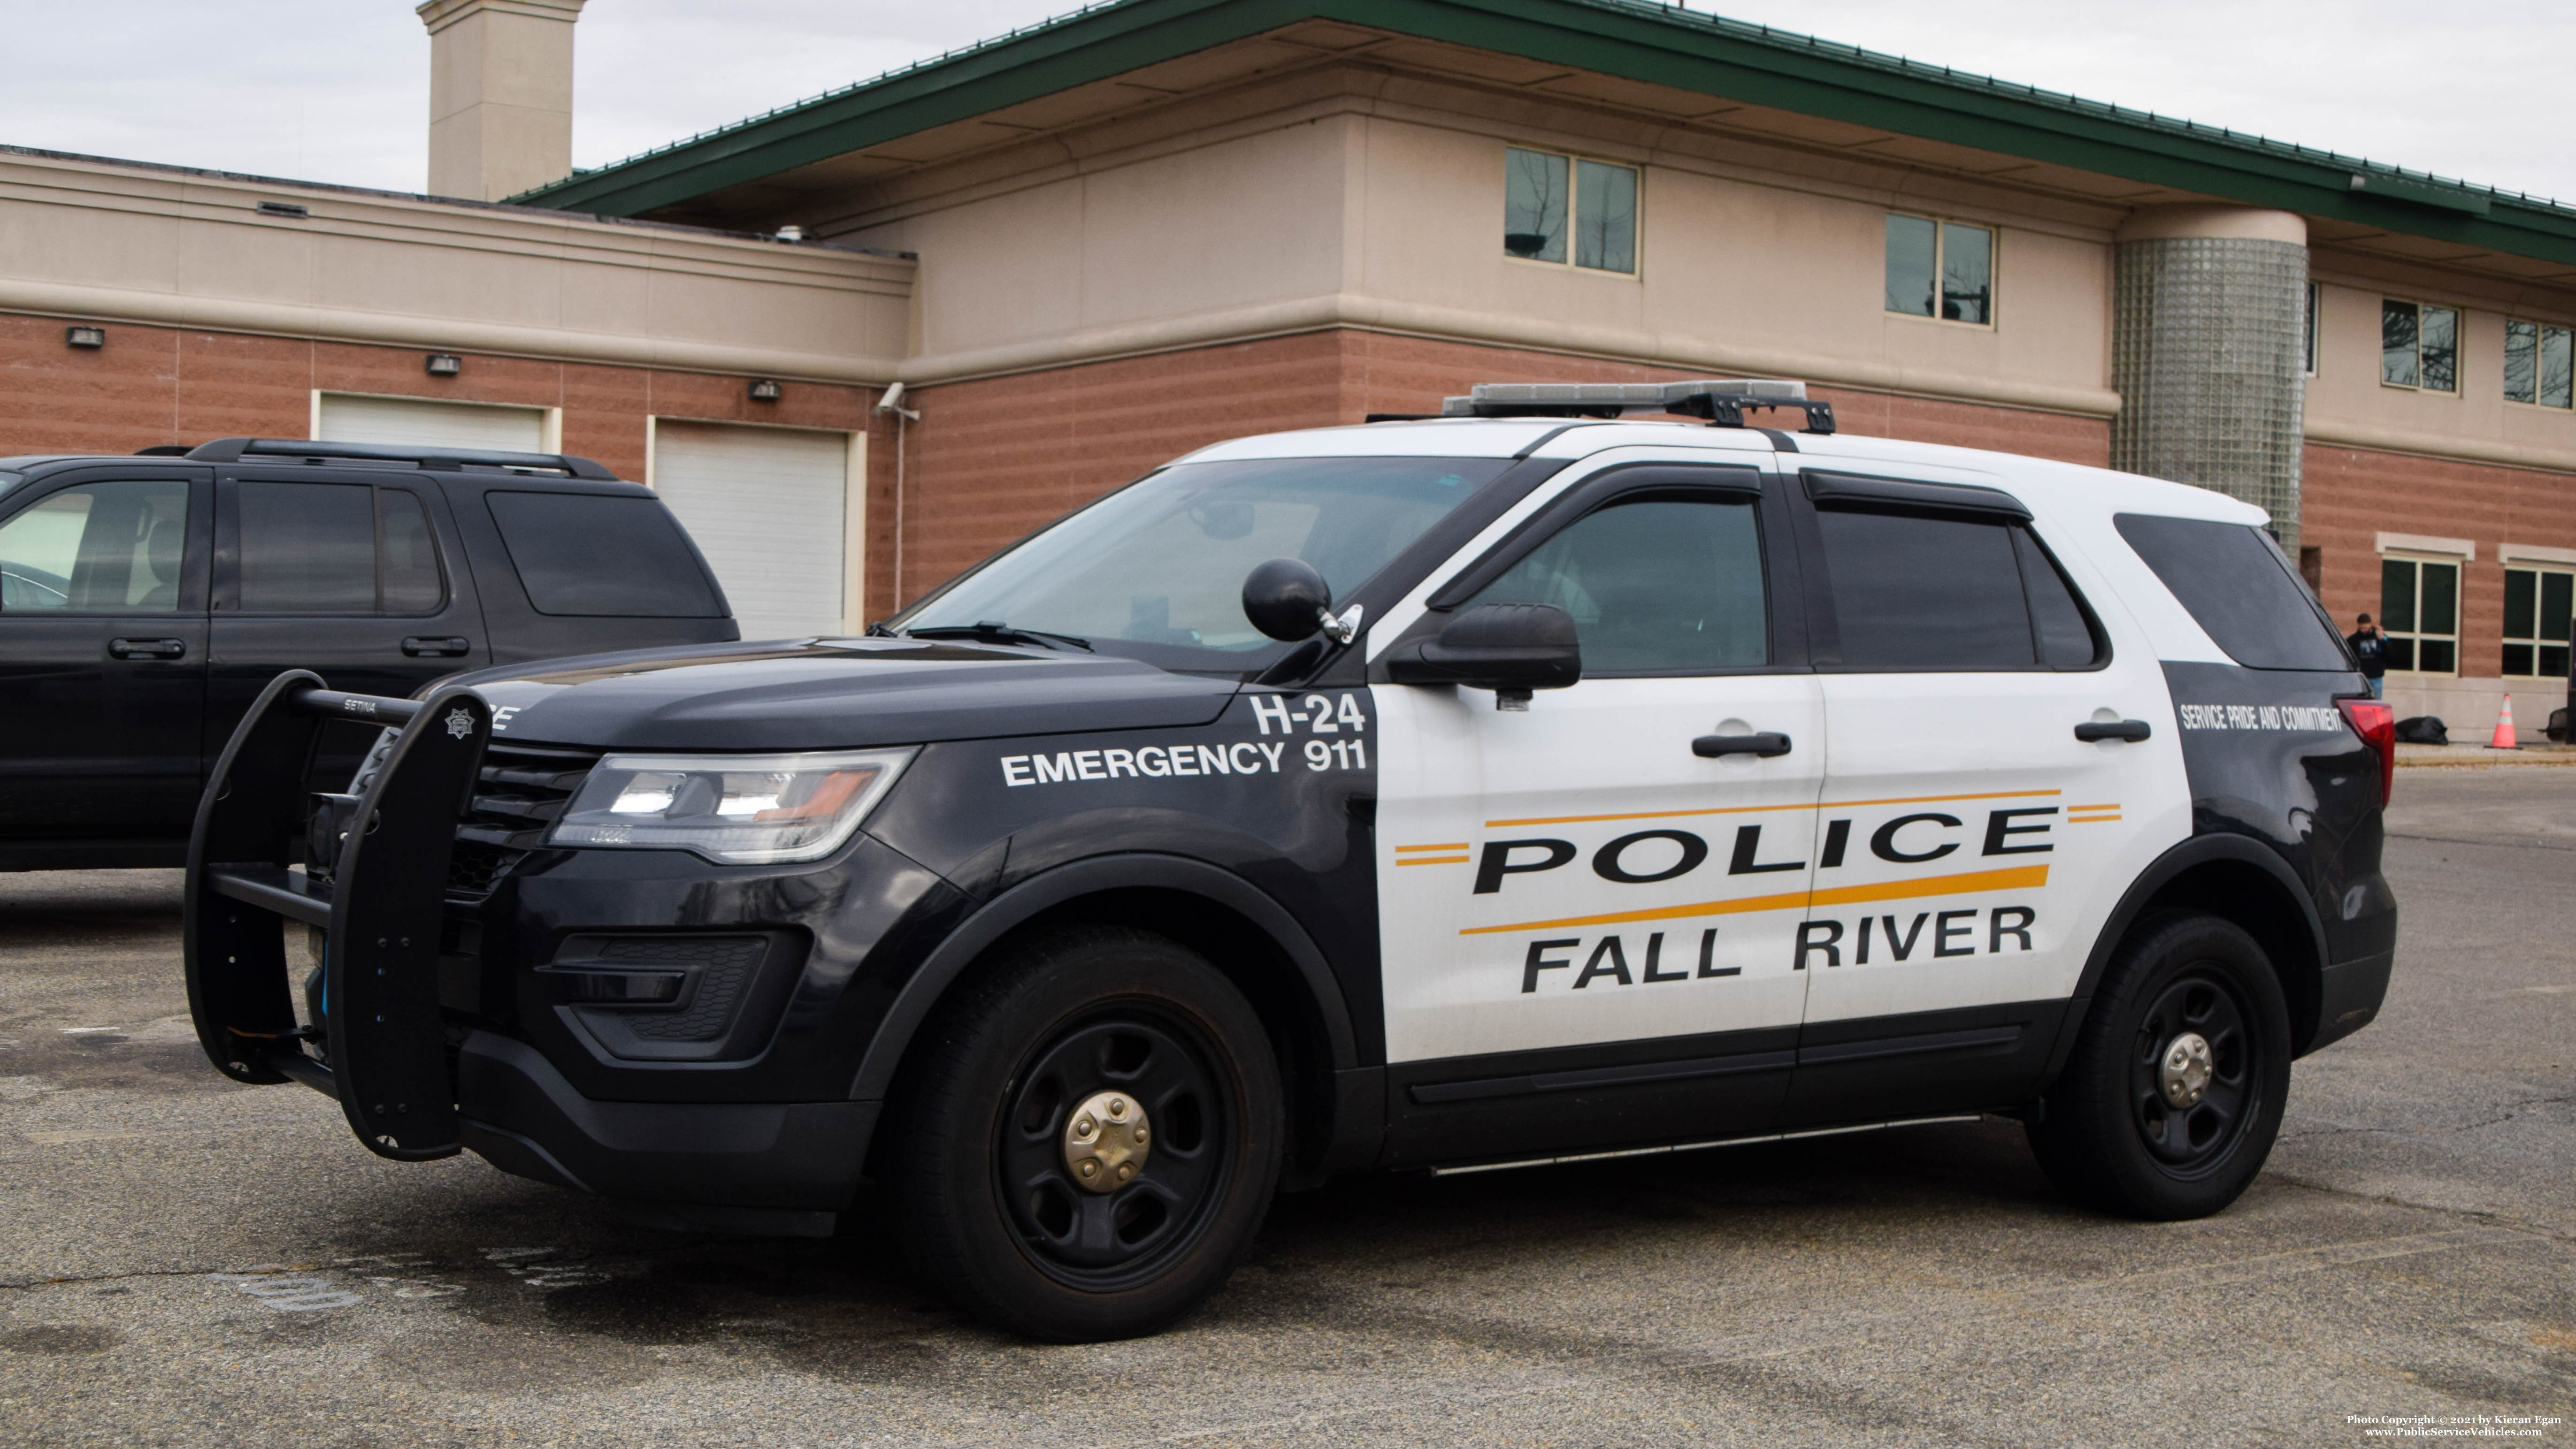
[64,325,106,350]
[425,353,463,376]
[772,224,805,243]
[747,379,782,402]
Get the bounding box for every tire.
[2026,911,2292,1220]
[884,925,1284,1341]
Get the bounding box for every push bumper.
[184,671,491,1160]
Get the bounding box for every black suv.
[0,438,736,870]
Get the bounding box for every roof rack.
[180,437,621,480]
[1438,379,1834,434]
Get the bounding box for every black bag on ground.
[2548,708,2568,744]
[2394,716,2448,745]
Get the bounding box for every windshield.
[892,456,1513,672]
[0,471,23,501]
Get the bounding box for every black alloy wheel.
[999,1010,1233,1289]
[2026,911,2292,1220]
[885,925,1283,1341]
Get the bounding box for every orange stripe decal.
[1485,789,2061,831]
[1394,842,1471,853]
[1396,856,1472,866]
[1458,864,2051,935]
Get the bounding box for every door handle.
[107,637,186,660]
[401,636,472,658]
[2074,719,2153,743]
[1693,732,1793,758]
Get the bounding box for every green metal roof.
[513,0,2576,268]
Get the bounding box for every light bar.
[1437,378,1833,434]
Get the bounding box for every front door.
[0,472,209,857]
[1785,465,2184,1123]
[1373,463,1825,1164]
[208,472,489,790]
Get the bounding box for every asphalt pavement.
[0,766,2568,1447]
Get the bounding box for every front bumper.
[456,1031,874,1234]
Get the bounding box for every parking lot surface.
[0,766,2568,1448]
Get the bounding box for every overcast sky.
[2,1,2564,204]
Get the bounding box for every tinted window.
[487,491,722,618]
[2115,514,2350,671]
[238,481,374,612]
[1814,508,2032,670]
[1468,496,1767,673]
[0,480,189,612]
[378,489,444,615]
[2016,530,2103,668]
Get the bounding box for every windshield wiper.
[903,621,1095,652]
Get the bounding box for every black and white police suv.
[185,380,2397,1341]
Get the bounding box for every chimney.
[417,0,587,202]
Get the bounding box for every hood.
[449,638,1240,751]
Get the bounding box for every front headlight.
[546,748,916,864]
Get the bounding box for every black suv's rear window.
[486,491,723,618]
[2114,513,2349,671]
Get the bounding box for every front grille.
[449,741,600,899]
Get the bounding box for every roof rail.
[182,437,622,480]
[1439,379,1834,434]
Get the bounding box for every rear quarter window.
[485,491,725,618]
[2114,513,2350,671]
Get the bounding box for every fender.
[845,852,1361,1104]
[2040,832,2331,1087]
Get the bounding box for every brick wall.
[0,312,874,485]
[881,328,2113,618]
[2301,442,2576,682]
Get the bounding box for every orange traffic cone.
[2491,695,2518,749]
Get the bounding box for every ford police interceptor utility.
[184,379,2397,1342]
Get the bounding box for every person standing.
[2347,613,2386,698]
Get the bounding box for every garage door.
[650,421,854,641]
[316,394,547,452]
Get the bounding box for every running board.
[1426,1114,1986,1177]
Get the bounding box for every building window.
[2504,319,2575,409]
[2382,298,2458,392]
[1885,214,1993,324]
[1503,148,1637,274]
[2380,557,2458,673]
[2502,567,2574,679]
[2304,282,2318,376]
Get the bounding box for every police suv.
[184,380,2397,1342]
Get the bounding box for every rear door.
[207,469,488,785]
[1785,465,2182,1123]
[1372,458,1825,1163]
[0,469,209,853]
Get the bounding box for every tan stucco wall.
[1351,113,2112,412]
[833,69,2119,417]
[0,149,912,383]
[2305,275,2576,474]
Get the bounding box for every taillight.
[2338,697,2395,807]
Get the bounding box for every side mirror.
[1242,558,1336,642]
[1382,603,1581,709]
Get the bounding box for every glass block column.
[2111,211,2308,551]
